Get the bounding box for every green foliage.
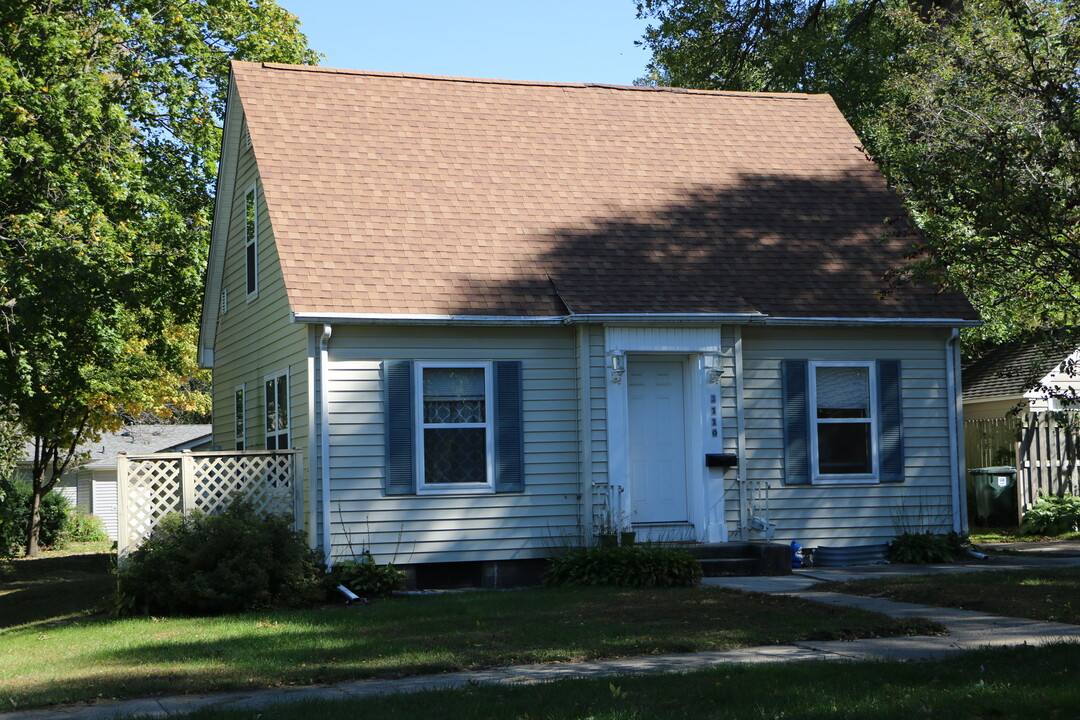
[65,509,108,543]
[0,482,71,557]
[116,499,326,616]
[0,1,318,555]
[866,0,1080,344]
[1020,494,1080,536]
[331,552,406,598]
[543,545,703,588]
[888,532,955,564]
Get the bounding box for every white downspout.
[319,324,333,563]
[734,326,748,542]
[945,328,966,533]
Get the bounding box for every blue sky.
[286,0,652,85]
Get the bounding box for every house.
[198,61,978,579]
[963,337,1080,517]
[19,424,212,540]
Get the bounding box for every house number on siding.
[710,394,718,438]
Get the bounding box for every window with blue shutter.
[383,360,524,495]
[781,359,904,484]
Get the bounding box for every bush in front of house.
[0,480,72,558]
[888,532,956,564]
[543,545,703,588]
[330,551,406,598]
[116,498,326,616]
[65,509,109,543]
[1020,494,1080,535]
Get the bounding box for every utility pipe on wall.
[320,324,333,562]
[945,328,966,533]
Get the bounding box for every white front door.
[628,359,689,525]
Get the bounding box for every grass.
[0,551,942,710]
[0,540,115,630]
[129,642,1080,720]
[968,526,1080,544]
[816,567,1080,624]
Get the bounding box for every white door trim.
[604,327,727,542]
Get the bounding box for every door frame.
[604,326,727,543]
[625,354,694,531]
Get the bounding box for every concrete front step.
[688,542,792,577]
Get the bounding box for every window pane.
[424,427,486,483]
[265,379,275,432]
[818,423,872,474]
[276,375,288,430]
[245,191,256,243]
[234,389,244,438]
[816,366,870,419]
[423,367,485,423]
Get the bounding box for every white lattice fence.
[117,450,302,556]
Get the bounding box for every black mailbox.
[705,453,738,468]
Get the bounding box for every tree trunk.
[25,484,42,557]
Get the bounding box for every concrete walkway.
[6,553,1080,720]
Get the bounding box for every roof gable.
[217,62,976,323]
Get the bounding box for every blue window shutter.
[493,361,524,493]
[383,360,415,495]
[782,360,811,485]
[877,360,904,483]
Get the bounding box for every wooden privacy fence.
[116,450,302,556]
[964,414,1080,522]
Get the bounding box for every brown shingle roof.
[233,61,976,320]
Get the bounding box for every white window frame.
[234,384,246,451]
[244,183,259,300]
[264,370,290,451]
[808,361,879,484]
[414,361,495,495]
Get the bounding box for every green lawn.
[130,642,1080,720]
[0,540,115,629]
[0,549,941,710]
[969,527,1080,544]
[816,567,1080,623]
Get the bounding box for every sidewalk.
[5,553,1080,720]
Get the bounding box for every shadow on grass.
[0,551,115,630]
[4,587,942,709]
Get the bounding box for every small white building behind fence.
[116,450,303,557]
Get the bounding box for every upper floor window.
[245,186,258,298]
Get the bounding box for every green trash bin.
[969,466,1018,526]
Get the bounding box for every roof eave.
[291,311,979,328]
[198,71,244,369]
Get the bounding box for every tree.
[636,0,1080,346]
[635,0,956,136]
[865,0,1080,346]
[0,1,319,556]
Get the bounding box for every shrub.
[0,480,71,557]
[116,498,326,616]
[543,545,703,588]
[331,551,406,598]
[1020,494,1080,535]
[888,532,955,564]
[65,510,109,543]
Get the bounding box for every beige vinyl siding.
[729,326,956,547]
[210,112,309,524]
[324,325,580,565]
